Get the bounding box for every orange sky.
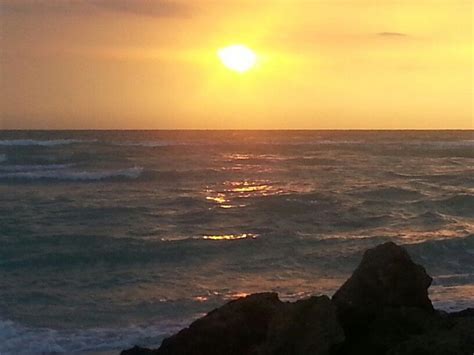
[0,0,472,129]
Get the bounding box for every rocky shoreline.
[121,242,474,355]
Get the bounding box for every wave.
[110,140,363,147]
[0,139,95,147]
[430,284,474,312]
[435,194,474,207]
[0,166,143,181]
[406,234,474,273]
[0,164,73,172]
[432,194,474,217]
[0,318,185,355]
[409,194,474,218]
[288,157,338,166]
[407,140,474,148]
[354,186,425,201]
[408,211,452,227]
[111,141,192,147]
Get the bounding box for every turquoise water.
[0,130,473,353]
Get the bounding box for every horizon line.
[1,128,473,132]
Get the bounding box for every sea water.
[0,130,473,353]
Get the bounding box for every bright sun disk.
[218,45,257,73]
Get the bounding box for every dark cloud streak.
[0,0,191,18]
[377,32,407,37]
[92,0,191,18]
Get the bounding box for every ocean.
[0,130,473,354]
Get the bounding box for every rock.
[121,242,474,355]
[120,345,156,355]
[121,293,345,355]
[157,292,282,355]
[387,313,474,355]
[262,295,344,355]
[449,307,474,318]
[333,306,442,354]
[330,242,469,355]
[332,241,433,318]
[332,305,474,355]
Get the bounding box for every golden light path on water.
[202,233,258,241]
[198,151,317,242]
[200,177,282,241]
[205,180,285,210]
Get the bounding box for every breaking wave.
[0,318,185,355]
[111,140,189,147]
[0,166,144,181]
[0,139,94,147]
[0,164,73,172]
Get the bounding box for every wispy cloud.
[92,0,191,18]
[377,32,408,37]
[0,0,191,18]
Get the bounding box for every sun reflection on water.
[205,180,283,209]
[201,233,258,241]
[206,195,227,204]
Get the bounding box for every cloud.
[92,0,191,18]
[0,0,191,18]
[377,32,408,37]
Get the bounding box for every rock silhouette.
[332,241,433,314]
[121,242,474,355]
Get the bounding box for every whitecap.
[111,141,190,147]
[0,164,72,172]
[0,139,95,147]
[0,166,144,181]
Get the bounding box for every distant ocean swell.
[0,165,241,181]
[0,138,472,148]
[0,139,96,147]
[0,165,143,181]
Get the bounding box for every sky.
[0,0,472,129]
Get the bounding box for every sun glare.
[217,45,257,73]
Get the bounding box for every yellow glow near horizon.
[217,45,257,73]
[1,1,472,129]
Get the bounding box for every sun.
[217,45,257,73]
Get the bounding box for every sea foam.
[0,318,185,355]
[0,139,94,147]
[0,166,144,181]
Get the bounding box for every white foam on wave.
[0,166,144,181]
[383,140,474,148]
[0,318,185,355]
[0,164,72,172]
[0,139,95,147]
[112,141,190,147]
[256,140,362,146]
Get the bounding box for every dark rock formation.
[121,293,344,355]
[450,307,474,318]
[152,293,342,355]
[157,292,281,355]
[263,295,344,355]
[121,242,474,355]
[387,313,474,355]
[121,346,155,355]
[332,241,433,315]
[331,242,438,354]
